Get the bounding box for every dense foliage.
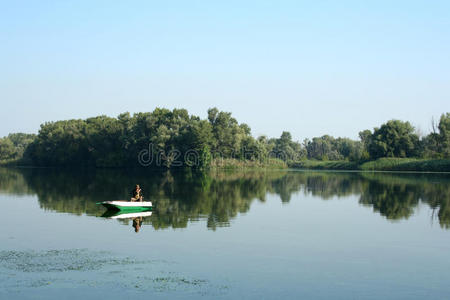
[0,109,449,167]
[361,120,419,159]
[24,108,259,167]
[0,133,35,162]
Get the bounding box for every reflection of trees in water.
[302,173,366,199]
[0,167,34,196]
[4,168,292,230]
[359,173,450,228]
[13,168,134,216]
[149,170,289,230]
[1,167,449,229]
[359,181,419,220]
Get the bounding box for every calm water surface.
[0,167,449,299]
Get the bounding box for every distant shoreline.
[289,158,450,173]
[2,158,450,173]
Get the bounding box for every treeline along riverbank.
[0,108,449,171]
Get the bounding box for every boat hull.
[98,201,152,212]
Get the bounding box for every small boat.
[101,210,153,219]
[97,201,152,211]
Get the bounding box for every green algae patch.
[0,249,146,273]
[0,249,226,297]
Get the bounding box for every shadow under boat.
[100,209,152,233]
[101,210,152,219]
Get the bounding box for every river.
[0,167,449,299]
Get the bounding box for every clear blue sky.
[1,0,449,141]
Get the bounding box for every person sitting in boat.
[131,184,143,202]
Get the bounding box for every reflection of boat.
[97,201,152,211]
[101,210,152,219]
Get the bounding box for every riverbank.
[0,158,288,170]
[210,158,287,169]
[3,157,450,172]
[289,158,450,172]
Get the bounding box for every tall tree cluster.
[23,108,265,167]
[360,114,450,160]
[1,109,449,167]
[0,133,36,162]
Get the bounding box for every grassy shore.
[3,157,449,172]
[289,158,450,172]
[289,160,359,170]
[0,157,288,169]
[359,158,450,172]
[0,159,23,166]
[210,158,287,169]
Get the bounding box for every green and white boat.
[97,201,152,212]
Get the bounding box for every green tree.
[0,133,36,163]
[366,120,419,159]
[207,107,250,159]
[438,113,450,158]
[0,138,16,161]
